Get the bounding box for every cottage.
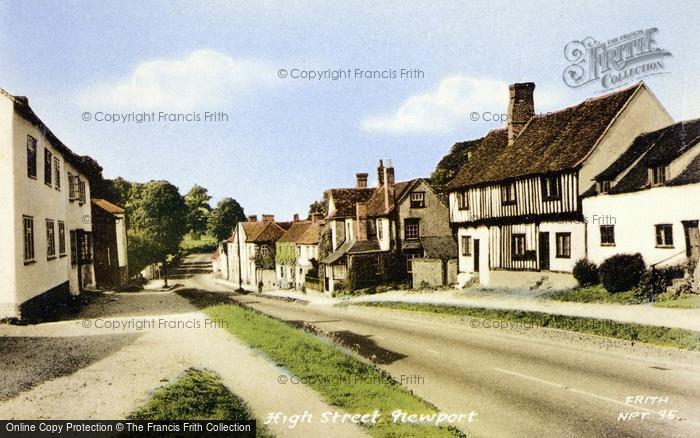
[320,160,455,292]
[0,89,96,320]
[582,119,700,267]
[275,216,312,289]
[296,219,322,290]
[226,215,292,290]
[445,81,673,288]
[91,199,129,288]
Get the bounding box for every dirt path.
[0,258,366,438]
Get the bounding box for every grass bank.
[654,294,700,309]
[177,289,464,437]
[129,368,272,437]
[356,302,700,351]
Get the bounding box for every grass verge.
[177,289,464,437]
[128,368,273,437]
[356,302,700,351]
[546,285,641,304]
[654,294,700,309]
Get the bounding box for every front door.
[539,232,550,271]
[473,239,480,273]
[683,221,700,260]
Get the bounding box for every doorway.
[539,232,550,271]
[473,239,480,273]
[683,220,700,260]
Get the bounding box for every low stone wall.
[412,259,445,288]
[447,259,458,286]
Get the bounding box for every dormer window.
[598,180,611,194]
[650,166,667,186]
[541,175,561,200]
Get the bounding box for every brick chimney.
[247,215,258,222]
[377,159,385,187]
[356,173,368,188]
[507,82,535,145]
[355,202,368,241]
[383,160,395,212]
[262,214,275,222]
[310,212,323,223]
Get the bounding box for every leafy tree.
[208,197,246,242]
[431,139,480,187]
[184,185,212,239]
[129,181,188,286]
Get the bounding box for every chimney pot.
[356,172,368,188]
[507,82,535,145]
[293,213,300,221]
[247,215,258,222]
[377,159,385,187]
[262,214,275,222]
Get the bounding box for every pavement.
[220,285,700,332]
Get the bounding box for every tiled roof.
[366,180,417,217]
[327,188,374,218]
[321,239,354,264]
[602,119,700,194]
[91,198,125,215]
[248,221,287,243]
[278,221,312,243]
[296,221,322,245]
[348,240,381,254]
[446,83,642,190]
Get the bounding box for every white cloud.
[79,49,277,111]
[361,75,562,135]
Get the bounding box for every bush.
[599,253,645,293]
[347,255,378,291]
[636,264,688,302]
[573,259,599,286]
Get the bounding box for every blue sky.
[1,0,698,218]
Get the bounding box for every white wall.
[539,221,586,272]
[456,225,490,286]
[0,92,17,317]
[583,184,700,266]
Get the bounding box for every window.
[406,253,420,274]
[54,157,61,190]
[542,176,561,200]
[68,172,76,200]
[511,234,526,257]
[501,183,516,205]
[404,219,419,240]
[600,225,615,246]
[555,233,571,258]
[46,219,56,259]
[410,192,425,208]
[461,235,472,256]
[457,191,469,210]
[70,230,78,265]
[598,180,611,194]
[377,220,383,240]
[23,216,35,263]
[58,221,66,256]
[27,136,37,178]
[44,148,53,186]
[655,224,673,247]
[650,166,667,186]
[80,232,93,263]
[78,178,86,204]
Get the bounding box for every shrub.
[347,255,378,291]
[573,259,599,286]
[599,253,645,293]
[636,264,688,302]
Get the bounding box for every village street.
[0,254,698,437]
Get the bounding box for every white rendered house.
[0,89,96,319]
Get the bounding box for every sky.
[1,0,698,219]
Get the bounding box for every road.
[189,265,700,438]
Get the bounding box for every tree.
[431,139,480,187]
[129,181,188,286]
[208,197,246,242]
[308,193,328,217]
[184,185,212,239]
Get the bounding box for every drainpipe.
[237,222,243,289]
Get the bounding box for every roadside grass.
[546,284,641,304]
[654,294,700,309]
[177,289,464,437]
[128,368,273,437]
[180,233,218,253]
[356,302,700,351]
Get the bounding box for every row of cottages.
[275,215,322,289]
[224,214,292,289]
[320,160,456,293]
[445,81,690,288]
[0,88,129,320]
